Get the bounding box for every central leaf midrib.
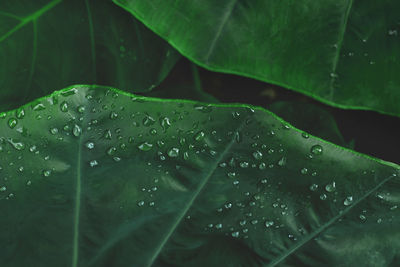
[71,130,84,267]
[146,116,248,267]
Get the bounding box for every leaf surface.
[0,0,179,111]
[0,85,399,266]
[113,0,400,116]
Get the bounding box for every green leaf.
[113,0,400,117]
[0,85,399,266]
[0,0,179,111]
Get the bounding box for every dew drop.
[89,160,98,167]
[77,106,85,113]
[343,196,353,206]
[325,182,336,192]
[85,142,94,149]
[9,139,25,151]
[240,161,249,168]
[60,101,68,112]
[143,115,155,126]
[231,231,240,238]
[300,168,308,175]
[311,145,323,155]
[42,170,52,177]
[253,151,263,160]
[302,132,309,138]
[160,117,171,131]
[72,124,82,137]
[167,147,179,157]
[194,131,205,141]
[309,184,318,191]
[8,118,17,129]
[110,111,118,119]
[50,127,59,135]
[103,130,112,140]
[137,200,145,207]
[277,156,287,166]
[265,221,274,227]
[138,142,153,151]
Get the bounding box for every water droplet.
[143,115,155,126]
[50,128,59,135]
[0,186,6,192]
[8,118,17,129]
[325,182,336,192]
[73,124,82,137]
[137,200,145,207]
[300,168,308,175]
[194,131,205,141]
[253,151,263,160]
[42,170,52,177]
[215,223,223,229]
[359,214,366,221]
[343,196,353,206]
[265,221,274,227]
[77,106,85,113]
[89,160,98,167]
[160,117,171,131]
[110,111,118,119]
[231,231,240,238]
[138,142,153,151]
[311,145,323,155]
[320,194,327,200]
[26,180,32,186]
[377,218,382,224]
[61,88,77,96]
[277,156,287,166]
[85,142,94,149]
[302,132,309,139]
[60,101,68,112]
[8,139,25,151]
[32,103,45,111]
[103,130,112,140]
[16,108,25,119]
[309,184,318,191]
[240,161,249,168]
[227,172,236,178]
[259,163,266,170]
[167,147,179,157]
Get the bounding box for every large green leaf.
[0,85,399,266]
[0,0,179,111]
[113,0,400,117]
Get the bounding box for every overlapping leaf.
[113,0,400,116]
[0,0,179,111]
[0,85,398,266]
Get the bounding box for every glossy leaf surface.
[0,85,399,266]
[114,0,400,116]
[0,0,179,111]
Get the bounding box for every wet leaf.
[0,85,399,266]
